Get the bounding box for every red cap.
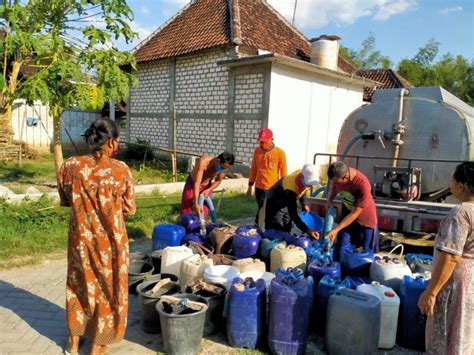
[258,128,273,143]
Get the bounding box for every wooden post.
[172,103,177,182]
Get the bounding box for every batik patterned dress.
[58,155,136,345]
[426,202,474,355]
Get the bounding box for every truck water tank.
[338,87,474,197]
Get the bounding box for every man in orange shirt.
[246,128,287,224]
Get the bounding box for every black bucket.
[184,283,227,336]
[128,259,155,294]
[137,278,182,334]
[150,250,162,275]
[156,294,208,355]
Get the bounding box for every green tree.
[339,33,392,70]
[399,39,474,105]
[0,0,137,171]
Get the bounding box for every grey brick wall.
[130,61,170,114]
[177,118,227,156]
[130,116,169,148]
[130,50,231,154]
[175,51,230,114]
[234,73,264,115]
[233,119,262,164]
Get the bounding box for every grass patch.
[0,153,188,191]
[0,154,57,185]
[0,192,256,269]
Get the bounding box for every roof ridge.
[132,0,198,54]
[260,0,310,45]
[229,0,242,45]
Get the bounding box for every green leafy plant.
[0,0,138,171]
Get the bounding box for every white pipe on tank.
[392,88,409,167]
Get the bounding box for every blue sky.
[123,0,473,66]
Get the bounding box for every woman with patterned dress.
[418,161,474,355]
[58,118,136,355]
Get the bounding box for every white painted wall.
[11,100,53,147]
[10,99,101,150]
[268,64,364,180]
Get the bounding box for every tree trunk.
[52,113,64,174]
[0,105,14,139]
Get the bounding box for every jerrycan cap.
[384,291,395,298]
[371,281,381,286]
[233,283,245,292]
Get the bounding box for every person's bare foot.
[66,335,80,353]
[90,344,107,355]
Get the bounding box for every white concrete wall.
[11,100,53,147]
[10,100,101,150]
[268,64,364,179]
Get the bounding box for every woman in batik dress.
[58,118,136,355]
[418,161,474,355]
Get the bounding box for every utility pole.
[292,0,298,26]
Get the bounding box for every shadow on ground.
[0,280,68,351]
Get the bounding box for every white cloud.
[128,20,154,45]
[267,0,418,29]
[140,6,151,16]
[439,6,463,15]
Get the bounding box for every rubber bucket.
[184,283,227,336]
[137,278,182,333]
[129,259,154,294]
[156,294,209,355]
[150,250,162,274]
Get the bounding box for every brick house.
[129,0,378,174]
[356,69,413,102]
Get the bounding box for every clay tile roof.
[356,69,413,101]
[133,0,355,73]
[134,0,230,63]
[238,0,310,60]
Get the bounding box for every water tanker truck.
[307,86,473,238]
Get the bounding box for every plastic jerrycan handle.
[337,290,370,302]
[387,244,404,259]
[275,267,304,285]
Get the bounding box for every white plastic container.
[203,265,240,290]
[232,258,266,273]
[357,282,400,349]
[370,245,412,292]
[179,254,214,286]
[270,245,307,273]
[161,245,194,277]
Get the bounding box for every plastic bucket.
[128,259,155,294]
[184,282,227,336]
[137,278,182,333]
[156,294,209,355]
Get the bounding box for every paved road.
[0,237,421,354]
